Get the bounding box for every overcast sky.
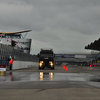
[0,0,100,54]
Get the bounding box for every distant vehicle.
[38,48,55,70]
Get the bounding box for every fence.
[0,43,38,66]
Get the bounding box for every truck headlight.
[49,61,54,66]
[50,63,53,66]
[39,61,44,67]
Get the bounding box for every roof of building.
[0,30,31,34]
[85,38,100,51]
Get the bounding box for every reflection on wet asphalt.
[0,71,97,82]
[0,71,100,89]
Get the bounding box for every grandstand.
[0,30,31,54]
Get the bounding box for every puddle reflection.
[0,76,6,81]
[10,72,13,81]
[0,72,13,82]
[0,72,90,82]
[0,72,54,82]
[0,71,6,81]
[39,72,54,81]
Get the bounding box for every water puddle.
[0,72,95,82]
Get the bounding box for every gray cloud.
[0,0,100,54]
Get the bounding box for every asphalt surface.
[0,65,100,100]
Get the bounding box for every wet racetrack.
[0,65,100,89]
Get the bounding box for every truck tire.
[42,67,44,69]
[51,66,54,70]
[39,67,41,69]
[39,66,44,70]
[39,66,42,69]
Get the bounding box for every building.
[55,53,100,66]
[0,30,31,54]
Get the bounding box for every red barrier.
[0,65,6,68]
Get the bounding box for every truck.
[38,48,55,70]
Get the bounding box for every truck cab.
[39,48,55,70]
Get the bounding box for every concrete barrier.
[12,61,38,70]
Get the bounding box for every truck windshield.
[40,54,53,57]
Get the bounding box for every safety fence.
[0,43,38,66]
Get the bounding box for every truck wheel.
[39,66,42,69]
[42,67,44,69]
[39,67,41,69]
[51,67,54,70]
